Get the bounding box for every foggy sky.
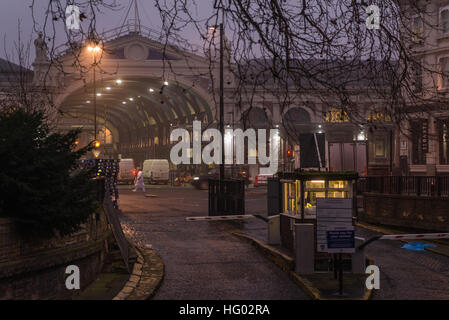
[0,0,213,66]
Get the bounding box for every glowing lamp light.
[357,132,366,141]
[129,97,134,101]
[96,93,102,97]
[163,81,169,86]
[122,101,127,104]
[88,45,101,52]
[106,87,111,91]
[116,79,123,85]
[94,140,101,148]
[149,88,154,92]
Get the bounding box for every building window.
[374,138,386,158]
[439,56,449,89]
[412,61,423,92]
[438,118,449,165]
[412,15,424,41]
[410,119,428,165]
[441,7,449,34]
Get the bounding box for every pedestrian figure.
[133,167,146,192]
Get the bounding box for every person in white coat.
[133,167,146,192]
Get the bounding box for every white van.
[118,158,136,184]
[143,159,169,184]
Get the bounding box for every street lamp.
[227,111,235,168]
[87,43,102,141]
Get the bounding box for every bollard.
[295,223,314,274]
[352,238,366,274]
[267,215,280,245]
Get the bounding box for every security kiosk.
[273,171,359,272]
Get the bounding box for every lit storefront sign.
[325,108,350,123]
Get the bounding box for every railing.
[54,21,203,58]
[208,179,245,216]
[357,176,449,197]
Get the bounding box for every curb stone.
[112,243,164,300]
[231,231,373,300]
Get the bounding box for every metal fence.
[208,179,245,216]
[357,176,449,197]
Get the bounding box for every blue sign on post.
[326,228,355,253]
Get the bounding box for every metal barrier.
[78,159,120,208]
[357,232,449,251]
[208,179,245,216]
[169,170,177,186]
[357,176,449,197]
[95,177,106,203]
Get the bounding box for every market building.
[1,21,395,179]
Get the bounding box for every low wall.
[0,211,112,300]
[361,193,449,232]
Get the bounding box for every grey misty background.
[0,0,214,65]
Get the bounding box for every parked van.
[118,158,136,184]
[143,159,170,184]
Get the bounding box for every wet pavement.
[117,185,308,300]
[117,184,449,300]
[356,226,449,300]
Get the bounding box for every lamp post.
[227,110,235,172]
[87,44,101,141]
[219,23,224,180]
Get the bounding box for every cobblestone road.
[118,186,308,300]
[117,185,449,300]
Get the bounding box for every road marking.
[144,194,159,197]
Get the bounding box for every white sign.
[316,198,354,253]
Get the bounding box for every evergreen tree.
[0,109,99,239]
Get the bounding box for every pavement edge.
[112,244,164,300]
[231,231,373,301]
